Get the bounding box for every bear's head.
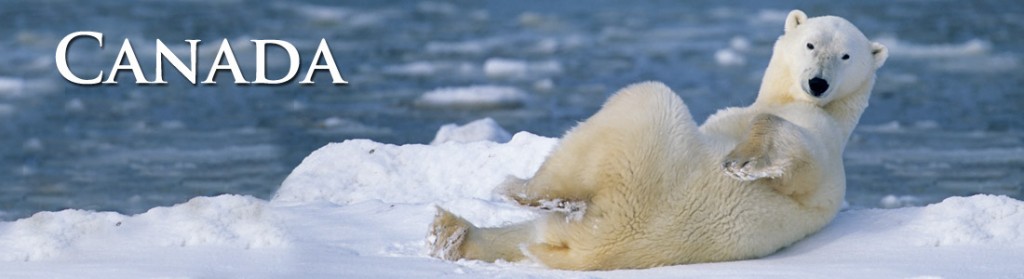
[772,10,888,105]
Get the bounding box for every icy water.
[0,0,1021,220]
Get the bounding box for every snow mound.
[430,117,512,145]
[0,195,286,261]
[0,210,126,261]
[908,195,1024,247]
[415,85,529,109]
[131,195,288,249]
[272,131,557,207]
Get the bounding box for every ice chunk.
[483,58,562,79]
[415,85,528,109]
[431,118,512,145]
[0,77,24,97]
[715,49,745,66]
[880,195,920,208]
[876,37,990,58]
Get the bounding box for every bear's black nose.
[808,77,829,97]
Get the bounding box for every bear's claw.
[722,156,784,181]
[536,199,588,222]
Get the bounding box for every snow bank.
[0,210,126,261]
[0,195,285,262]
[414,85,529,109]
[809,195,1024,249]
[2,123,1023,278]
[898,195,1024,247]
[272,131,555,208]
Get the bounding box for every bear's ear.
[785,10,808,33]
[871,42,888,69]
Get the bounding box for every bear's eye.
[806,43,814,50]
[842,54,850,60]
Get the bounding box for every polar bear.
[427,10,888,270]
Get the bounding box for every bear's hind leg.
[427,207,470,260]
[525,242,599,270]
[427,207,534,262]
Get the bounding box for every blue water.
[0,0,1021,220]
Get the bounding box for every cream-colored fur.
[428,10,888,270]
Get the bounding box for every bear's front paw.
[536,199,587,222]
[722,155,784,181]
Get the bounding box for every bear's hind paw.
[427,206,469,260]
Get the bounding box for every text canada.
[55,31,348,85]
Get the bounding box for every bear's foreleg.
[722,113,809,182]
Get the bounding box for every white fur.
[428,10,888,270]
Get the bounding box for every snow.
[0,195,285,262]
[414,85,529,109]
[2,122,1024,278]
[272,131,555,212]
